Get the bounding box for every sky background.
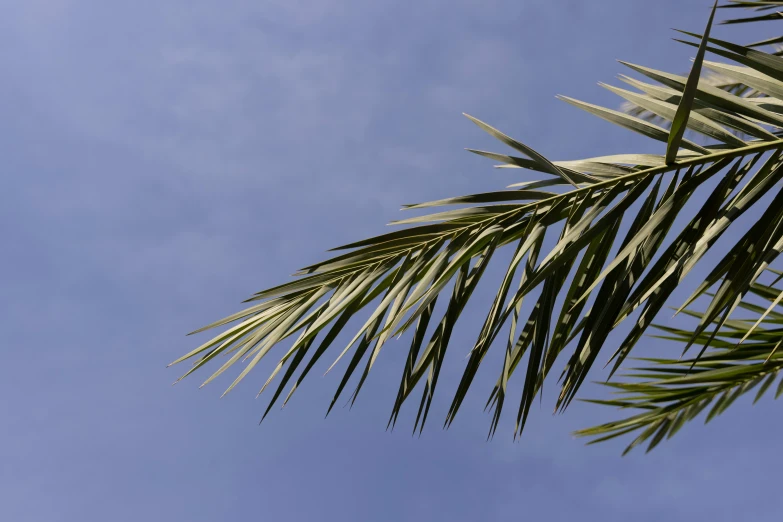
[2,1,782,521]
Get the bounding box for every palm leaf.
[576,276,783,454]
[172,2,783,447]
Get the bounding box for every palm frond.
[174,2,783,441]
[576,275,783,454]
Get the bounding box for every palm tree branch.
[172,3,783,442]
[576,279,783,454]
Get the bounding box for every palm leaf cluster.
[577,272,783,454]
[173,1,783,451]
[623,1,783,129]
[721,0,783,25]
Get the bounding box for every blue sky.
[2,1,782,521]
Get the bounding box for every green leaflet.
[666,1,718,164]
[463,113,580,187]
[618,74,778,141]
[402,190,557,209]
[601,82,746,147]
[556,95,711,154]
[619,60,783,127]
[703,59,783,99]
[676,28,783,82]
[467,149,599,182]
